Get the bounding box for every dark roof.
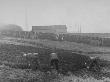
[32,26,52,30]
[51,25,67,29]
[32,25,67,30]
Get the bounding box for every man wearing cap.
[24,53,40,70]
[88,56,101,72]
[50,52,59,71]
[31,53,40,70]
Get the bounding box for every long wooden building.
[32,25,67,34]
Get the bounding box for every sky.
[0,0,110,33]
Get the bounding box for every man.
[50,52,59,71]
[88,57,101,72]
[23,52,40,70]
[31,53,40,70]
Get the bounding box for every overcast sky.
[0,0,110,33]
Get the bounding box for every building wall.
[53,25,67,34]
[32,25,67,34]
[55,29,67,34]
[32,29,55,33]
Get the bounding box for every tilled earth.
[0,65,110,82]
[0,37,110,82]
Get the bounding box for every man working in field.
[31,53,40,70]
[88,56,101,72]
[23,52,40,70]
[50,52,59,71]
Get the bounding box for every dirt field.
[4,37,110,60]
[0,36,110,82]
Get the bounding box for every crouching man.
[50,52,59,71]
[87,57,101,72]
[31,53,40,70]
[23,52,40,71]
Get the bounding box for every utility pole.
[13,14,16,25]
[75,23,78,33]
[79,24,82,33]
[77,24,81,33]
[25,8,28,31]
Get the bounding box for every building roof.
[32,25,67,30]
[32,26,51,30]
[51,25,67,29]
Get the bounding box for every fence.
[1,31,109,47]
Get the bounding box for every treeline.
[1,31,110,47]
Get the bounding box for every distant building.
[32,25,67,34]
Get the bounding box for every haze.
[0,0,110,33]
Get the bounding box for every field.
[0,36,110,82]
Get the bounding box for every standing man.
[88,57,101,72]
[24,53,40,71]
[31,53,40,70]
[50,52,59,71]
